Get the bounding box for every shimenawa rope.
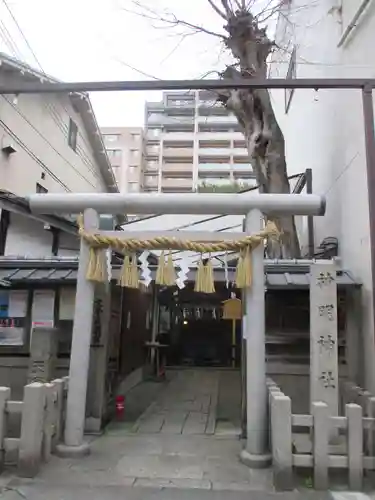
[77,215,280,293]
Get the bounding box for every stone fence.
[0,376,68,477]
[267,378,375,491]
[341,380,375,416]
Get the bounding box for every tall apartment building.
[144,91,256,193]
[101,127,144,193]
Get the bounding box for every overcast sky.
[0,0,235,126]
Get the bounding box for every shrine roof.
[0,257,360,289]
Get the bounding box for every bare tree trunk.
[216,9,301,258]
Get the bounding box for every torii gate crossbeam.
[27,192,325,468]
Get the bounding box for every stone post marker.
[18,382,46,477]
[27,327,58,384]
[310,260,339,418]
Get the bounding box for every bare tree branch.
[165,14,226,39]
[159,32,196,64]
[125,0,226,39]
[220,0,234,16]
[234,0,244,10]
[207,0,227,19]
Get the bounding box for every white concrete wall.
[0,72,108,195]
[5,213,53,257]
[3,212,79,258]
[270,0,375,392]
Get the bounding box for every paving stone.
[199,394,212,414]
[215,420,241,437]
[211,481,260,491]
[133,478,212,490]
[116,454,205,480]
[161,411,188,434]
[137,414,165,434]
[183,411,209,435]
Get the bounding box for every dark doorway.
[158,284,241,367]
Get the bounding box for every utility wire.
[0,20,21,58]
[1,0,44,71]
[0,1,110,187]
[0,4,111,190]
[2,96,99,190]
[0,118,70,191]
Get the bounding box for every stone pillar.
[56,208,99,457]
[345,288,361,385]
[240,209,271,468]
[18,382,45,477]
[86,280,111,433]
[310,260,339,418]
[27,327,57,383]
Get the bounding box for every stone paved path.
[1,370,374,499]
[0,483,338,500]
[132,369,219,435]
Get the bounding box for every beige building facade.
[101,127,144,194]
[0,51,118,258]
[0,53,117,197]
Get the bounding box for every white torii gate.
[28,192,325,468]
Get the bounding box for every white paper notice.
[8,291,28,317]
[59,287,76,320]
[242,314,248,339]
[32,290,55,327]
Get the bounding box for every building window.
[104,134,119,143]
[36,183,48,193]
[130,150,139,161]
[128,182,138,192]
[107,149,122,161]
[68,118,78,151]
[146,161,158,171]
[285,47,296,113]
[147,145,159,155]
[148,128,161,137]
[166,125,194,133]
[169,99,193,107]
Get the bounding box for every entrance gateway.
[27,191,325,468]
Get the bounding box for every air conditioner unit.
[1,136,16,155]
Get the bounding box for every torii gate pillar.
[240,208,271,468]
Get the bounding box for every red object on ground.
[115,395,125,417]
